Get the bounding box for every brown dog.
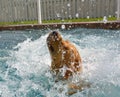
[47,31,82,80]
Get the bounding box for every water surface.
[0,28,120,97]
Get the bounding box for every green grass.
[0,20,38,26]
[0,17,117,26]
[43,17,117,23]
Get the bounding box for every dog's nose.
[52,31,58,35]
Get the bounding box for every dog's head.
[47,31,63,53]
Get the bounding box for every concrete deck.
[0,21,120,31]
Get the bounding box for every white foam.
[7,34,50,77]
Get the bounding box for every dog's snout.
[52,31,58,35]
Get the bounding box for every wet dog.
[46,31,90,95]
[47,31,82,80]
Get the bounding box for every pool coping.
[0,21,120,31]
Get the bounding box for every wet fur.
[47,31,82,80]
[46,31,89,95]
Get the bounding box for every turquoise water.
[0,28,120,97]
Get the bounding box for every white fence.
[0,0,119,22]
[0,0,38,22]
[117,0,120,20]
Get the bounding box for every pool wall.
[0,21,120,31]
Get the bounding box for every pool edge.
[0,21,120,31]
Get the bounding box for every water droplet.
[69,15,72,19]
[0,91,2,96]
[87,16,90,19]
[103,16,108,23]
[67,3,70,7]
[56,13,60,18]
[82,0,85,2]
[61,25,65,29]
[76,13,79,18]
[109,15,111,18]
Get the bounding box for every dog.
[47,31,82,80]
[46,31,90,95]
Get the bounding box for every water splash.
[103,16,108,23]
[0,29,120,97]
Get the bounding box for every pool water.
[0,28,120,97]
